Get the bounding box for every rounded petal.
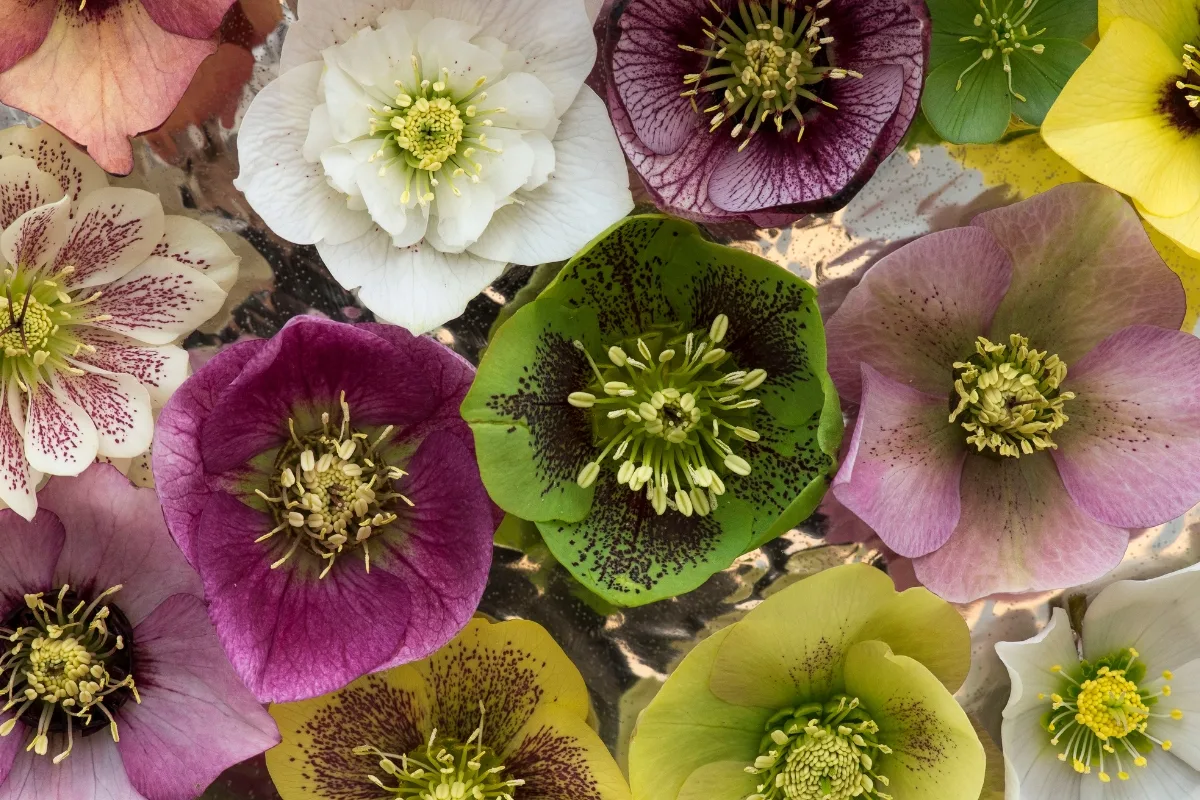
[1142,196,1200,255]
[485,72,558,132]
[1002,709,1084,800]
[1077,751,1200,799]
[1,195,70,272]
[0,508,64,615]
[50,187,165,290]
[58,368,153,460]
[996,608,1080,721]
[0,0,56,73]
[0,124,109,209]
[1098,0,1200,59]
[427,179,498,254]
[139,0,236,39]
[155,216,241,293]
[1146,657,1200,772]
[677,761,759,800]
[23,382,98,477]
[1082,565,1200,677]
[0,735,138,800]
[280,0,397,72]
[83,258,228,346]
[974,183,1186,363]
[825,226,1011,403]
[74,329,192,408]
[912,453,1129,602]
[118,593,280,800]
[832,365,967,558]
[0,155,64,230]
[1053,326,1200,528]
[502,705,632,800]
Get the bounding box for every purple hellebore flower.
[0,464,279,800]
[826,183,1200,602]
[151,316,497,703]
[602,0,929,225]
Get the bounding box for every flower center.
[0,585,137,764]
[392,97,466,171]
[953,0,1048,100]
[257,393,411,579]
[679,0,861,151]
[568,314,767,517]
[948,334,1075,458]
[355,705,524,800]
[744,695,893,800]
[1042,649,1183,783]
[1177,43,1200,117]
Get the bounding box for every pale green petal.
[678,761,761,800]
[856,586,972,693]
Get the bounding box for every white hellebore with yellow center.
[997,565,1200,799]
[236,0,633,334]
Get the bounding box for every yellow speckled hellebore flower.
[1043,0,1200,254]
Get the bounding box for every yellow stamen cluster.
[955,0,1048,100]
[949,334,1075,457]
[1179,43,1200,110]
[257,392,412,578]
[680,0,861,150]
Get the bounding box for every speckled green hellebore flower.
[461,216,842,606]
[629,564,985,800]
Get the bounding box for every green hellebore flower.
[921,0,1096,143]
[461,215,842,607]
[628,564,986,800]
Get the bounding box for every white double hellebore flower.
[236,0,633,333]
[997,565,1200,799]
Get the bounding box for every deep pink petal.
[0,509,64,616]
[832,364,966,558]
[0,735,141,800]
[913,453,1128,602]
[1053,325,1200,528]
[118,593,279,800]
[151,338,265,568]
[973,182,1186,362]
[825,226,1011,404]
[138,0,235,38]
[0,0,56,72]
[40,464,203,626]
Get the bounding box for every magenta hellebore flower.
[826,183,1200,602]
[602,0,929,225]
[0,464,278,799]
[151,316,497,703]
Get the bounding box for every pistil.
[954,0,1048,100]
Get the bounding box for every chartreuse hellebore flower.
[461,215,842,606]
[265,617,631,800]
[997,564,1200,795]
[825,182,1200,602]
[628,563,984,800]
[921,0,1095,142]
[1042,0,1200,254]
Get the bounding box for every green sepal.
[922,51,1013,144]
[1010,40,1092,125]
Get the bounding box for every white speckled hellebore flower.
[235,0,634,334]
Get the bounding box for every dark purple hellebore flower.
[603,0,929,225]
[151,316,497,703]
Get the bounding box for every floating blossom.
[0,464,278,796]
[1042,0,1200,254]
[997,565,1200,795]
[235,0,633,334]
[462,216,842,606]
[628,564,984,800]
[825,182,1200,602]
[0,124,236,522]
[601,0,929,225]
[152,316,497,702]
[0,0,237,174]
[265,617,630,800]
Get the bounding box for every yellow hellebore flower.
[1042,0,1200,255]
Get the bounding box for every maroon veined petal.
[52,187,164,290]
[0,195,70,272]
[0,733,138,800]
[0,0,56,73]
[138,0,237,39]
[0,155,63,230]
[0,384,38,521]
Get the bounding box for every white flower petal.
[1002,705,1084,800]
[53,187,166,291]
[1149,659,1200,773]
[485,72,558,132]
[415,27,504,97]
[60,367,153,460]
[303,104,336,163]
[23,379,99,477]
[523,130,555,191]
[997,608,1081,720]
[0,382,36,521]
[85,257,227,346]
[356,162,430,246]
[1,195,71,271]
[414,16,484,74]
[281,0,396,72]
[1082,565,1200,673]
[328,24,405,91]
[1077,751,1200,800]
[321,59,379,143]
[468,87,632,265]
[317,225,505,332]
[235,61,374,246]
[479,127,536,201]
[0,124,109,213]
[154,216,241,294]
[428,179,496,253]
[73,329,190,408]
[0,155,64,230]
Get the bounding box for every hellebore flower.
[825,182,1200,602]
[921,0,1095,143]
[265,617,631,800]
[0,463,279,798]
[602,0,929,225]
[0,123,237,522]
[0,0,237,174]
[628,563,984,800]
[997,564,1200,795]
[151,316,497,702]
[235,0,634,334]
[1042,0,1200,254]
[461,215,842,606]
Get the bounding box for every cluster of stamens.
[0,585,137,764]
[365,54,506,206]
[257,393,412,578]
[354,703,524,800]
[680,0,861,150]
[568,314,767,517]
[1041,649,1182,782]
[1179,43,1200,111]
[955,0,1047,101]
[744,695,894,800]
[949,334,1075,458]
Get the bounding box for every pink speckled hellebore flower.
[826,182,1200,602]
[0,0,238,174]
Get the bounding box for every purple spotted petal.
[1053,326,1200,529]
